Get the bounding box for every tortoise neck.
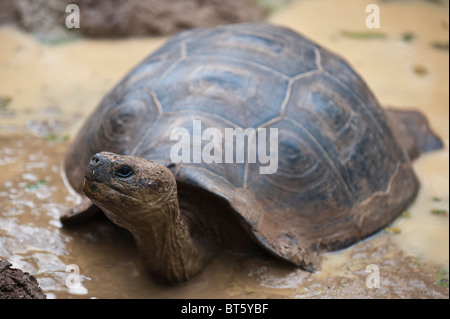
[132,184,215,282]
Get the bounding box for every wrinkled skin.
[84,152,221,282]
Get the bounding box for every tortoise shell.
[64,23,420,268]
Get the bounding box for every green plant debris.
[425,0,445,5]
[27,256,39,264]
[402,32,415,42]
[401,211,411,218]
[432,196,442,202]
[0,96,12,110]
[340,30,388,40]
[246,291,254,295]
[431,209,448,216]
[431,41,449,51]
[41,38,71,46]
[44,133,69,144]
[435,278,449,288]
[435,268,448,284]
[384,226,401,235]
[436,268,448,278]
[413,64,428,76]
[435,267,449,288]
[26,179,46,190]
[257,0,290,14]
[38,34,80,46]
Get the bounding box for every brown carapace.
[61,23,443,282]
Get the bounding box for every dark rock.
[0,260,46,299]
[0,0,266,42]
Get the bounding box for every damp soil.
[0,0,449,298]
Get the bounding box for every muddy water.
[0,0,448,298]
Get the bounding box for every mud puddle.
[0,134,447,298]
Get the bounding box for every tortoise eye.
[115,165,134,179]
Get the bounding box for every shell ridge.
[129,90,163,156]
[186,54,291,80]
[323,70,402,162]
[156,42,188,84]
[286,118,355,204]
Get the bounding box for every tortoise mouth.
[82,178,106,201]
[83,175,142,208]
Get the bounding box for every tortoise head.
[83,152,177,229]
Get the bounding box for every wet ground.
[0,0,448,298]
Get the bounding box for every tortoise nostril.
[91,155,101,165]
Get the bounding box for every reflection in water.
[0,0,448,298]
[0,136,88,296]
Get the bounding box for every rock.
[0,0,266,42]
[0,260,46,299]
[74,0,266,37]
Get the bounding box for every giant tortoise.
[61,23,443,282]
